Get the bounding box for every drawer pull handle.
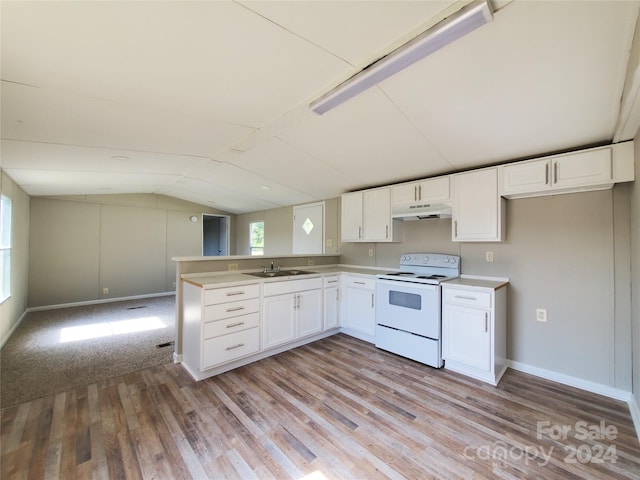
[454,295,477,301]
[226,343,245,351]
[226,291,245,296]
[226,306,245,312]
[354,281,366,285]
[226,321,245,328]
[327,280,337,284]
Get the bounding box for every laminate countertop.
[181,265,395,288]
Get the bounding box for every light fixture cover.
[310,0,493,115]
[190,215,198,222]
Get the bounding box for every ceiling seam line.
[377,86,457,172]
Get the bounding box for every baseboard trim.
[26,291,176,313]
[506,360,632,402]
[507,359,640,442]
[629,395,640,444]
[1,309,29,349]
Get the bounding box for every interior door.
[203,214,229,256]
[293,202,324,254]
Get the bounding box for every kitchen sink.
[247,269,316,278]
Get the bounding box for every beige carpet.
[0,295,175,408]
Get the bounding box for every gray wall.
[341,186,633,391]
[632,131,640,409]
[0,171,30,345]
[235,198,340,256]
[28,194,232,307]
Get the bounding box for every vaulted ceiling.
[2,0,639,214]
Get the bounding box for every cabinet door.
[341,192,363,242]
[262,294,296,349]
[392,177,450,207]
[442,304,491,371]
[324,286,340,330]
[417,177,450,203]
[298,289,323,338]
[501,159,550,196]
[552,148,612,188]
[453,168,502,242]
[391,182,420,207]
[363,188,391,241]
[343,287,375,336]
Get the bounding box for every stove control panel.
[400,253,459,267]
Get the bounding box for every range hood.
[391,203,453,221]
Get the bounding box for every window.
[249,221,264,256]
[0,195,12,303]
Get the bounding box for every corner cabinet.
[341,188,401,242]
[500,142,634,198]
[182,282,261,375]
[262,277,323,349]
[452,167,505,242]
[442,280,508,385]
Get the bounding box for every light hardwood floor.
[2,333,639,479]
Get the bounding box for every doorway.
[203,214,230,256]
[293,202,324,255]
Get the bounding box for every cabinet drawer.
[444,288,491,308]
[202,327,260,369]
[204,298,259,321]
[263,277,323,297]
[203,312,260,339]
[324,276,339,287]
[343,276,376,290]
[204,284,259,305]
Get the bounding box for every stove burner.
[417,274,447,280]
[387,272,415,276]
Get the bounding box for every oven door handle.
[375,279,439,292]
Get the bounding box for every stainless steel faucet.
[263,261,280,273]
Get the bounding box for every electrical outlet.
[536,308,547,322]
[326,238,333,247]
[228,263,238,271]
[308,259,315,266]
[102,287,109,295]
[485,251,494,262]
[368,249,374,257]
[172,281,176,288]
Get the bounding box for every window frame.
[249,221,264,256]
[0,194,12,304]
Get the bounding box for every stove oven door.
[375,279,441,339]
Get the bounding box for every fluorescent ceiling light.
[310,0,494,115]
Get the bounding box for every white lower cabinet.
[262,277,323,349]
[442,281,507,385]
[340,275,376,342]
[323,276,340,330]
[182,282,261,374]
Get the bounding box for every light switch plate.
[536,308,547,322]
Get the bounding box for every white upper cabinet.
[391,177,450,207]
[500,142,634,198]
[341,187,401,242]
[341,191,364,242]
[452,167,504,242]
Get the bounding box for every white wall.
[0,171,29,346]
[632,132,640,409]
